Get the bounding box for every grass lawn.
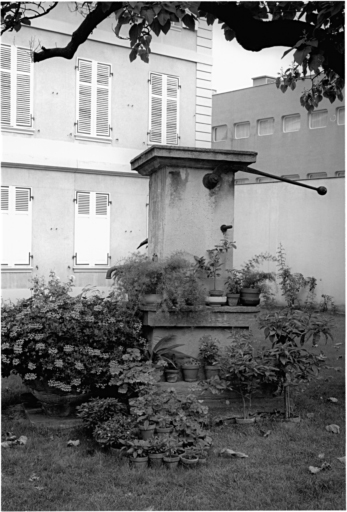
[2,314,345,511]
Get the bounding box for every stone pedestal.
[131,146,257,264]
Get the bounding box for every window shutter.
[77,59,92,135]
[96,63,111,137]
[149,73,179,145]
[149,73,163,143]
[1,44,12,125]
[16,47,32,127]
[1,186,31,266]
[75,192,110,266]
[234,122,250,139]
[166,76,179,145]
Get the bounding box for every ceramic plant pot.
[139,423,156,440]
[156,426,173,436]
[205,296,227,307]
[182,365,200,382]
[141,294,162,305]
[163,455,180,469]
[235,417,256,425]
[165,369,179,383]
[129,456,148,470]
[180,453,199,468]
[204,365,220,379]
[226,293,240,306]
[209,289,224,297]
[28,382,90,417]
[240,288,260,306]
[148,452,165,468]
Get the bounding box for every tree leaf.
[293,46,311,65]
[282,47,294,59]
[224,28,235,41]
[182,13,195,30]
[151,18,161,37]
[161,19,171,35]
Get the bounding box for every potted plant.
[225,269,242,306]
[198,335,221,379]
[238,253,277,306]
[180,451,199,468]
[147,436,168,468]
[138,419,156,440]
[1,272,144,416]
[163,437,183,469]
[92,414,137,452]
[145,335,189,383]
[122,438,150,469]
[195,238,236,305]
[181,358,200,382]
[153,414,173,435]
[262,342,320,422]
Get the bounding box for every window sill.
[2,126,35,135]
[75,134,112,144]
[1,267,33,273]
[73,267,110,273]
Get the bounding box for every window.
[335,171,345,177]
[1,44,33,129]
[234,122,250,139]
[337,107,345,125]
[309,109,328,129]
[213,125,227,141]
[149,73,179,145]
[281,174,300,180]
[1,186,32,267]
[74,191,110,267]
[283,114,300,132]
[307,172,327,179]
[76,59,112,138]
[235,178,249,185]
[258,118,274,136]
[256,177,275,183]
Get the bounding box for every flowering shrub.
[198,335,221,366]
[1,272,146,394]
[76,397,127,431]
[93,414,137,447]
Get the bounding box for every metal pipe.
[244,167,327,195]
[106,265,118,279]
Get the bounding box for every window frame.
[309,109,328,130]
[234,121,250,139]
[148,72,180,146]
[282,114,301,133]
[337,107,345,126]
[212,124,228,142]
[257,117,274,136]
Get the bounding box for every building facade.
[212,78,345,309]
[1,4,213,300]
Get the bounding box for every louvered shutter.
[1,45,12,125]
[16,48,32,127]
[1,186,32,266]
[75,192,110,266]
[149,73,179,145]
[96,63,111,137]
[166,76,179,145]
[77,60,92,135]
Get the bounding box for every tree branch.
[33,2,122,63]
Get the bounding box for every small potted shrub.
[225,269,242,306]
[195,238,236,305]
[122,439,149,469]
[147,436,168,468]
[238,253,277,306]
[180,451,199,468]
[181,358,200,382]
[145,335,189,383]
[153,414,173,435]
[139,419,156,440]
[199,335,221,379]
[163,437,183,469]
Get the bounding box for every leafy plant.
[147,436,167,454]
[262,342,320,419]
[1,272,145,394]
[182,357,200,367]
[164,436,184,458]
[276,244,317,308]
[319,294,337,314]
[145,335,189,369]
[199,335,221,366]
[93,413,137,447]
[225,269,243,294]
[76,398,127,432]
[121,438,150,458]
[259,309,334,347]
[195,238,237,291]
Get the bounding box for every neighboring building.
[212,77,345,308]
[1,4,213,300]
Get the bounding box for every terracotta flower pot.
[204,365,220,379]
[182,365,199,382]
[148,452,165,468]
[226,293,240,306]
[156,426,173,435]
[28,382,90,417]
[180,453,199,468]
[165,369,179,383]
[139,423,156,440]
[240,288,260,306]
[129,456,148,470]
[163,455,180,469]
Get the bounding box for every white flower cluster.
[14,342,23,354]
[54,359,64,368]
[35,342,45,350]
[48,380,72,392]
[93,305,102,311]
[13,358,20,365]
[1,342,10,349]
[28,362,36,370]
[63,345,74,353]
[24,373,37,380]
[48,348,58,355]
[1,355,9,363]
[71,378,81,386]
[75,362,84,370]
[86,348,101,356]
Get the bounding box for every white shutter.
[149,73,179,145]
[77,59,111,137]
[166,76,179,145]
[77,59,92,135]
[1,45,12,126]
[1,186,32,266]
[16,48,32,127]
[74,192,110,266]
[96,63,111,137]
[234,122,250,139]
